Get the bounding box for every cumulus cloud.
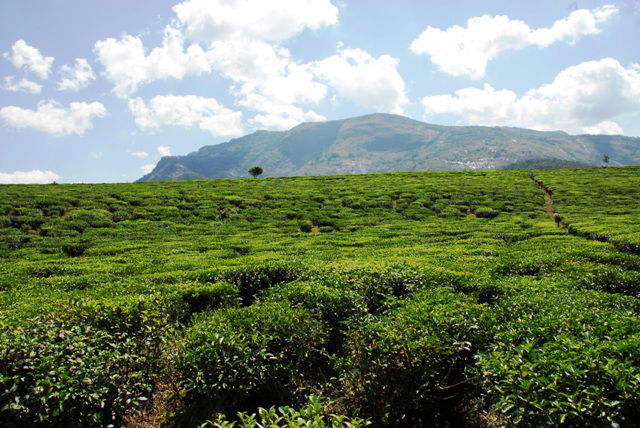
[94,26,211,97]
[92,0,341,128]
[141,164,155,174]
[92,1,341,127]
[312,47,408,114]
[208,39,326,128]
[58,58,95,91]
[130,151,149,158]
[0,170,60,184]
[157,145,172,156]
[3,76,42,94]
[0,100,108,136]
[128,95,244,136]
[421,58,640,135]
[3,40,54,79]
[173,0,338,42]
[410,5,618,79]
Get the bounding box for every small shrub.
[65,209,113,228]
[61,241,90,257]
[218,263,307,304]
[481,289,640,427]
[475,207,499,219]
[299,220,313,233]
[340,287,496,426]
[168,281,241,321]
[0,298,170,426]
[259,280,367,352]
[209,395,370,427]
[170,301,327,423]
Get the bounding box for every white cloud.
[94,1,339,127]
[141,164,155,174]
[94,26,211,97]
[410,5,618,79]
[421,58,640,135]
[94,1,339,126]
[157,145,172,156]
[208,39,326,128]
[128,95,244,136]
[0,100,108,136]
[3,40,54,79]
[0,170,60,184]
[312,47,408,114]
[131,151,149,158]
[3,76,42,94]
[173,0,338,42]
[58,58,95,91]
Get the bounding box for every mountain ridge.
[138,113,640,181]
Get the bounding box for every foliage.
[340,287,496,426]
[481,289,640,426]
[1,168,640,426]
[206,395,370,427]
[248,166,263,178]
[0,297,170,426]
[500,158,594,170]
[169,301,327,422]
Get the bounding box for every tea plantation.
[1,168,639,427]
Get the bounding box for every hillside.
[500,157,595,170]
[2,168,640,426]
[139,113,640,181]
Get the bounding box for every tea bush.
[1,168,640,425]
[258,280,367,352]
[340,287,496,426]
[0,298,170,426]
[167,281,241,322]
[481,288,640,426]
[207,395,370,427]
[170,301,327,422]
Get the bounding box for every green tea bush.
[493,252,564,276]
[170,301,327,422]
[111,209,131,222]
[299,220,313,233]
[403,202,434,220]
[438,205,465,219]
[481,289,640,426]
[575,265,640,296]
[167,281,241,321]
[217,263,307,304]
[65,209,113,228]
[258,280,367,351]
[348,265,468,314]
[610,233,640,255]
[340,287,496,426]
[475,207,499,219]
[61,241,91,257]
[0,230,31,250]
[0,298,170,426]
[208,395,370,427]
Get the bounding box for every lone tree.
[248,166,263,178]
[602,154,610,167]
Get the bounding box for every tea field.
[1,168,639,427]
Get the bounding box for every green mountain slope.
[138,113,640,181]
[500,158,595,170]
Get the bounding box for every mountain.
[500,158,595,170]
[138,113,640,181]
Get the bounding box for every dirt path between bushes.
[530,174,560,225]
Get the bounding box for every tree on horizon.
[248,166,263,178]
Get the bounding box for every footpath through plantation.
[1,167,639,427]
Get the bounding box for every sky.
[0,0,639,184]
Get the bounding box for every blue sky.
[1,0,639,183]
